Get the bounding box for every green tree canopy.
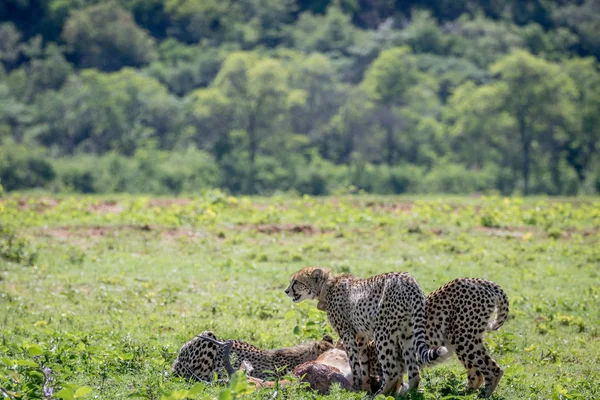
[62,2,156,71]
[447,50,578,194]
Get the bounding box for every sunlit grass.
[1,193,599,399]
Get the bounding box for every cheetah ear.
[311,268,323,280]
[322,335,334,344]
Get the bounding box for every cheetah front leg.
[356,333,372,393]
[403,332,420,394]
[340,331,362,391]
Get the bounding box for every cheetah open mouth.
[292,294,301,302]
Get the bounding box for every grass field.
[1,193,599,400]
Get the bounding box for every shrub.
[420,163,498,194]
[51,148,220,195]
[383,164,424,194]
[0,143,55,191]
[0,224,38,266]
[294,154,348,195]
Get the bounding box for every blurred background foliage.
[0,0,599,195]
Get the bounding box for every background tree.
[0,22,22,70]
[362,46,440,165]
[448,50,578,194]
[563,57,600,185]
[213,52,302,165]
[34,68,181,155]
[62,2,157,71]
[287,52,344,137]
[183,87,234,158]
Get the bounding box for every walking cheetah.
[172,331,334,381]
[364,278,509,398]
[285,267,448,396]
[426,278,509,398]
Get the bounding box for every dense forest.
[1,0,599,195]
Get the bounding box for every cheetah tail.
[414,308,450,364]
[487,283,510,331]
[413,289,450,365]
[420,345,449,365]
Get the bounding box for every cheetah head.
[285,267,329,303]
[305,335,335,358]
[316,335,335,354]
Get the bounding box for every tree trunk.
[248,114,257,165]
[550,148,561,195]
[385,124,395,165]
[247,113,257,193]
[378,106,396,165]
[518,113,530,195]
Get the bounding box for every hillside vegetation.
[1,1,599,195]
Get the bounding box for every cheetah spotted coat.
[365,278,509,398]
[172,331,334,381]
[285,267,448,396]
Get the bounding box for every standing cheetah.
[285,267,448,396]
[426,278,509,398]
[364,278,509,398]
[172,331,334,381]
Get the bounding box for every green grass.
[1,192,599,399]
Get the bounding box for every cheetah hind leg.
[480,367,503,398]
[474,350,503,398]
[373,335,401,396]
[466,368,484,391]
[393,343,407,396]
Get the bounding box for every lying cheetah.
[285,267,448,396]
[172,331,334,381]
[364,278,509,398]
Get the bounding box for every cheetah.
[426,278,509,398]
[364,278,509,398]
[285,267,448,396]
[172,331,334,381]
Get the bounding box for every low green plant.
[0,195,598,399]
[0,224,38,265]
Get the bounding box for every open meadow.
[1,193,599,400]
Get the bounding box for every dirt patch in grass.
[147,198,193,207]
[13,197,61,211]
[88,200,124,214]
[475,226,540,239]
[34,224,208,241]
[361,200,414,213]
[37,225,136,239]
[255,223,328,235]
[561,227,599,239]
[476,226,599,240]
[5,197,196,214]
